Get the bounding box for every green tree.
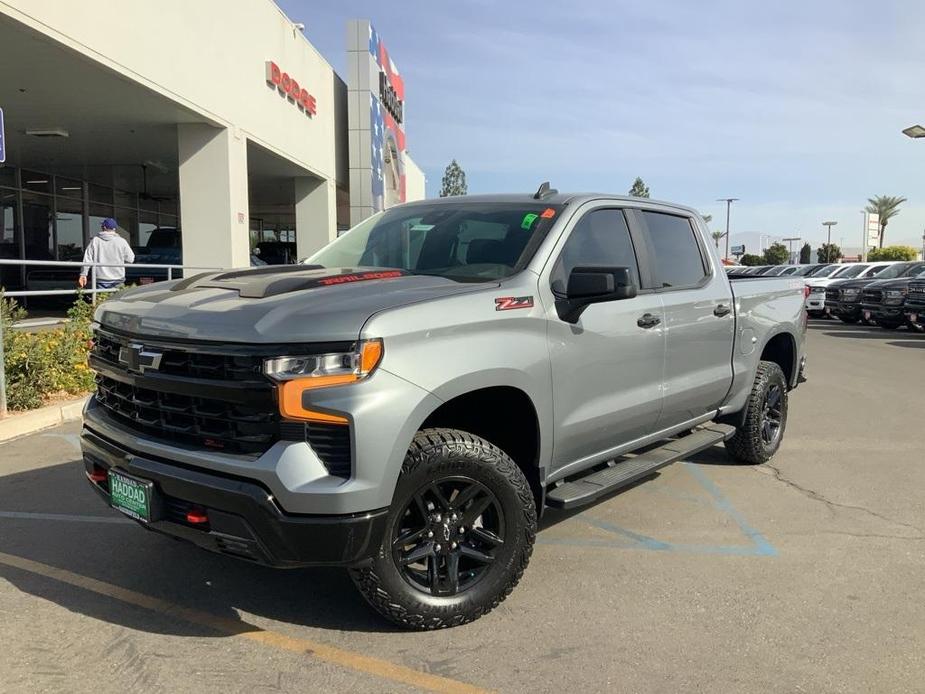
[628,177,650,198]
[865,195,907,248]
[799,242,812,264]
[763,242,789,265]
[739,253,763,266]
[439,159,468,197]
[867,245,917,261]
[711,231,724,248]
[817,243,842,263]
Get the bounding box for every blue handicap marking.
[539,462,777,557]
[0,107,5,164]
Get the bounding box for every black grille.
[825,288,840,302]
[862,288,883,305]
[909,283,925,296]
[93,331,263,382]
[94,374,278,453]
[280,421,352,478]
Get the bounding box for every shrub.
[1,292,106,412]
[867,246,918,261]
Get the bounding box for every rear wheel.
[725,361,788,464]
[350,428,536,630]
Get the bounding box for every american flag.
[368,24,405,209]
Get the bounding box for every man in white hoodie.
[78,218,135,289]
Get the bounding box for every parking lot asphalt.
[1,319,923,693]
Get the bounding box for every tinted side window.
[641,211,708,288]
[551,209,639,293]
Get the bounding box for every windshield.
[834,264,869,278]
[810,265,838,277]
[307,202,564,281]
[791,266,816,276]
[899,263,925,277]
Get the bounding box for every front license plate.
[863,310,871,321]
[108,469,152,522]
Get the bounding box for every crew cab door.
[541,206,666,474]
[629,210,735,430]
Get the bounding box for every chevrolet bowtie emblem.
[118,343,163,374]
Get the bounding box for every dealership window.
[55,197,84,261]
[21,191,54,260]
[1,188,20,289]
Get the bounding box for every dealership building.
[0,1,425,289]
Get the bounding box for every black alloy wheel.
[760,383,784,447]
[392,476,505,596]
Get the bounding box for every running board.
[545,424,735,510]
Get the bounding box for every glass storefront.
[0,165,179,289]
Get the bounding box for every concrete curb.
[0,396,89,444]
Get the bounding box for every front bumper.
[805,293,826,312]
[825,299,862,317]
[81,427,389,568]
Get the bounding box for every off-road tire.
[838,315,859,324]
[875,320,901,330]
[724,361,788,464]
[349,428,536,630]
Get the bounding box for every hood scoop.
[170,265,412,299]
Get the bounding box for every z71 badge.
[495,296,534,311]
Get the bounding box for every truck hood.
[96,266,494,343]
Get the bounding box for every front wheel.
[725,361,789,464]
[350,428,536,630]
[875,320,901,330]
[838,315,859,324]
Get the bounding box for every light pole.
[783,236,800,264]
[921,230,925,261]
[717,198,738,260]
[822,221,838,261]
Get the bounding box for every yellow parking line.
[0,551,490,694]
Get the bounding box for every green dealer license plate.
[108,469,152,522]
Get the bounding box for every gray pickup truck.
[81,187,806,629]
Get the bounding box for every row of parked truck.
[727,261,925,330]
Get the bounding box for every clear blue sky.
[279,0,925,250]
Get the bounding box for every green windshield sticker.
[520,213,539,230]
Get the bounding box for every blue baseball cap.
[101,217,117,230]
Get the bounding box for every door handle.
[637,313,661,329]
[713,304,732,317]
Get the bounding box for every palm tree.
[865,195,908,248]
[711,230,724,248]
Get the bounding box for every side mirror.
[556,266,637,323]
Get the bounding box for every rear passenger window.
[640,211,708,288]
[551,209,639,294]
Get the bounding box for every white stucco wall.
[0,0,339,183]
[404,155,426,203]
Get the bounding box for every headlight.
[809,286,825,294]
[264,340,383,423]
[885,289,906,299]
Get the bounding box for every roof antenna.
[533,181,557,199]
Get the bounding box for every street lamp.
[783,236,800,264]
[716,198,739,260]
[902,124,925,139]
